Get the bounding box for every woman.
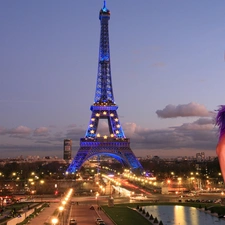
[216,105,225,181]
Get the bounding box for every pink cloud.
[156,102,214,118]
[9,126,32,138]
[33,127,49,136]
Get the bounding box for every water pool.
[143,205,225,225]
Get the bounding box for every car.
[70,219,77,225]
[96,218,105,224]
[98,222,105,225]
[214,199,222,204]
[96,218,102,222]
[90,205,95,210]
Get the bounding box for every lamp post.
[178,177,182,194]
[96,192,99,206]
[118,183,121,196]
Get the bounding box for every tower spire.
[101,0,109,14]
[96,1,112,104]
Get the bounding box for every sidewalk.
[28,203,59,225]
[95,205,116,225]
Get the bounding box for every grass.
[101,202,225,225]
[102,205,152,225]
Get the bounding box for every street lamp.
[40,180,44,184]
[59,206,64,225]
[51,217,58,225]
[62,200,66,206]
[118,183,121,196]
[178,177,182,194]
[96,192,99,206]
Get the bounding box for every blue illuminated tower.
[67,1,143,174]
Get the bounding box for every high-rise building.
[63,139,72,160]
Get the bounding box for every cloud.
[123,123,146,140]
[0,117,219,158]
[156,102,214,118]
[171,118,214,131]
[193,118,214,125]
[0,125,68,146]
[33,127,49,136]
[66,126,86,140]
[0,126,32,138]
[8,126,32,138]
[122,118,217,154]
[0,127,6,135]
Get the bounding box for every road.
[69,203,115,225]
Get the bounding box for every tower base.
[67,137,143,174]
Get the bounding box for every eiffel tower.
[67,1,143,174]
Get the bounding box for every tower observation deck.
[67,1,144,174]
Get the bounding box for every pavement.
[28,202,60,225]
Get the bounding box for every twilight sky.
[0,0,225,159]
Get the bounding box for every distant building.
[196,152,205,162]
[63,139,72,161]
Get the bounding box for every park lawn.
[207,205,225,215]
[102,202,225,225]
[102,205,152,225]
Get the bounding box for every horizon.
[0,150,217,160]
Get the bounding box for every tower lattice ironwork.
[67,1,143,174]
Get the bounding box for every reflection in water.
[173,205,199,225]
[188,206,199,225]
[174,205,184,224]
[144,205,225,225]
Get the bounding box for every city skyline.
[0,0,225,158]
